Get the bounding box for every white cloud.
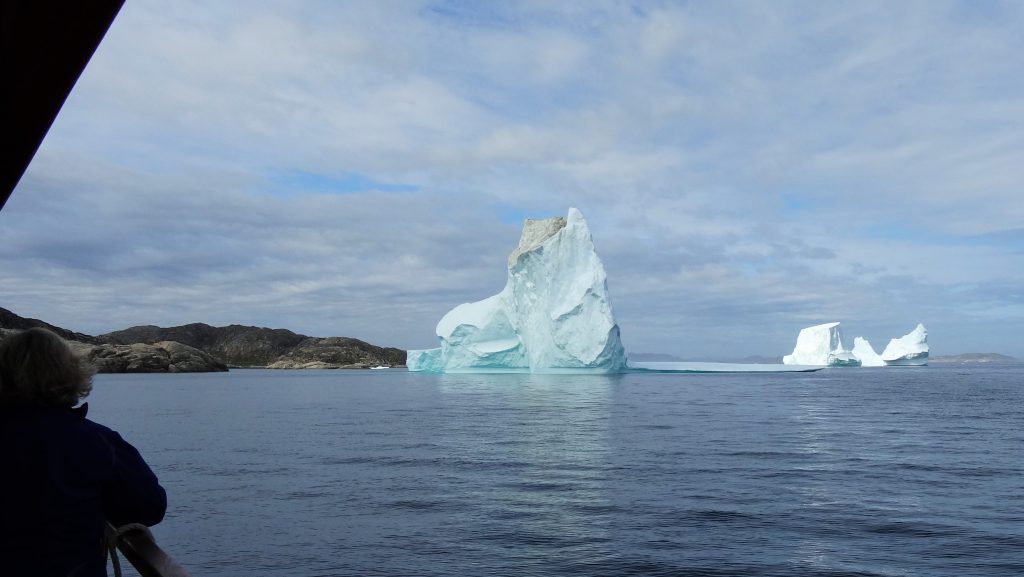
[4,0,1023,357]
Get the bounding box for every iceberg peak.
[508,215,566,267]
[851,337,885,367]
[782,322,860,366]
[881,323,929,366]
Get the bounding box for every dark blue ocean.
[88,365,1024,577]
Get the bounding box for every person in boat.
[0,327,167,577]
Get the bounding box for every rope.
[105,522,154,577]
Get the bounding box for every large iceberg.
[408,208,628,373]
[782,322,861,366]
[881,323,929,366]
[851,337,885,367]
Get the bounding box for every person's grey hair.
[0,327,94,406]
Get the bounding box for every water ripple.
[87,364,1024,577]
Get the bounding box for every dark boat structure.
[2,1,118,207]
[3,2,191,575]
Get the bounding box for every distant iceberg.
[408,208,628,373]
[881,324,929,366]
[851,337,885,367]
[782,322,861,367]
[781,323,929,368]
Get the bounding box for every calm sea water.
[87,365,1024,577]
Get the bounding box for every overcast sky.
[3,0,1022,358]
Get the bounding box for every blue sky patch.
[496,206,539,225]
[781,195,821,214]
[269,170,419,196]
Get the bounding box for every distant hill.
[628,352,684,362]
[734,355,783,364]
[0,307,226,373]
[930,353,1019,364]
[100,324,307,367]
[100,323,406,369]
[0,307,96,343]
[1,307,406,370]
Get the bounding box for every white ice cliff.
[880,323,929,366]
[782,322,861,367]
[407,208,628,373]
[851,337,885,367]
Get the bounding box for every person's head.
[0,327,94,407]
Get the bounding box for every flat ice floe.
[628,361,823,373]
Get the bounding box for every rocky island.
[0,307,405,373]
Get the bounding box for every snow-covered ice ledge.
[628,361,822,373]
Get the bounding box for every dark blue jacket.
[0,404,167,577]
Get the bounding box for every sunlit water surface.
[89,366,1024,577]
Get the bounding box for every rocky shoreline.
[0,307,406,373]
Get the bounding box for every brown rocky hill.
[99,323,306,367]
[0,307,97,344]
[1,307,406,371]
[0,307,228,373]
[99,323,406,369]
